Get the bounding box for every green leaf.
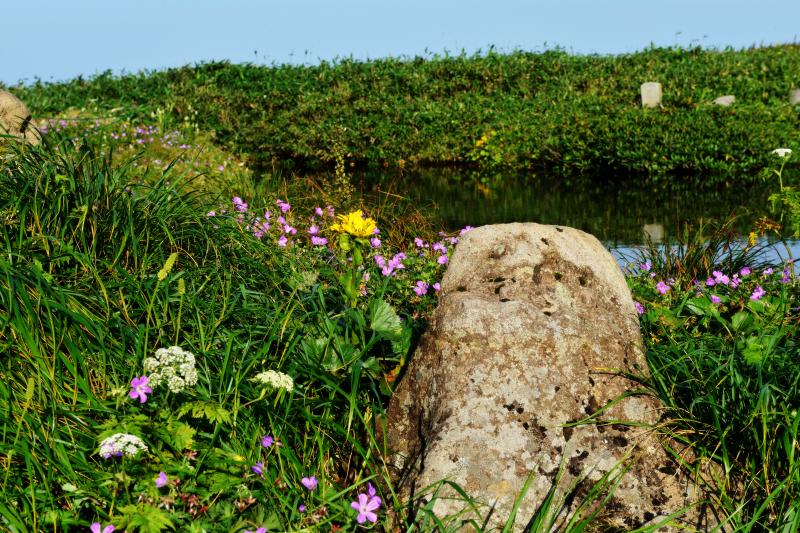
[369,299,403,341]
[116,504,174,533]
[731,311,752,332]
[177,401,231,425]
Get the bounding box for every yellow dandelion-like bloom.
[329,210,377,238]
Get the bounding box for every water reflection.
[359,168,800,263]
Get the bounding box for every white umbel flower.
[99,433,148,458]
[253,370,294,393]
[772,148,793,158]
[144,346,198,394]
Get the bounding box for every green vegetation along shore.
[8,45,800,188]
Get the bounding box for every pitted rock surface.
[385,223,717,531]
[0,89,39,144]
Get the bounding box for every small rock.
[640,82,662,108]
[712,94,736,106]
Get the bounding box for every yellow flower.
[329,210,377,238]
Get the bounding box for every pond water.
[361,169,800,265]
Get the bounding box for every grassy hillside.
[9,45,800,188]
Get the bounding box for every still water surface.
[364,169,800,264]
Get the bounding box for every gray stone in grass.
[712,94,736,106]
[790,88,800,106]
[643,223,665,243]
[640,82,662,108]
[384,223,719,531]
[0,89,39,145]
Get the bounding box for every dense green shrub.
[10,45,800,188]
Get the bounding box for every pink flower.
[351,492,381,524]
[155,471,168,488]
[314,207,324,216]
[276,199,291,212]
[433,282,441,292]
[307,224,319,236]
[432,242,447,254]
[634,301,645,314]
[712,270,730,285]
[459,226,474,236]
[301,476,318,491]
[278,235,288,247]
[251,462,265,476]
[437,255,449,265]
[413,281,429,296]
[261,435,274,448]
[414,237,427,248]
[311,236,328,246]
[710,294,721,304]
[656,281,670,295]
[244,528,267,533]
[370,237,381,248]
[639,261,651,272]
[90,524,115,533]
[705,277,716,287]
[129,376,152,404]
[740,266,751,276]
[750,286,766,301]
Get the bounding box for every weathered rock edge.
[384,223,719,531]
[0,89,40,145]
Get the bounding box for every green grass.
[7,45,800,189]
[628,225,800,531]
[5,62,800,531]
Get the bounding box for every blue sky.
[2,0,797,85]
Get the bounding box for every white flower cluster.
[253,370,294,393]
[98,433,148,458]
[143,346,198,393]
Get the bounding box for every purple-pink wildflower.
[277,235,288,247]
[351,492,381,524]
[710,294,721,304]
[307,224,319,236]
[740,266,751,276]
[90,524,115,533]
[261,435,274,448]
[155,471,168,488]
[244,528,267,533]
[639,261,651,272]
[251,462,265,476]
[634,301,645,315]
[129,376,152,404]
[314,207,324,216]
[781,268,792,283]
[301,476,318,491]
[370,237,381,248]
[432,242,447,254]
[656,281,670,295]
[705,277,716,287]
[750,286,766,301]
[276,199,291,212]
[712,271,730,285]
[413,281,429,296]
[433,282,441,292]
[311,236,328,246]
[437,254,449,265]
[414,237,427,248]
[298,504,306,512]
[460,225,474,236]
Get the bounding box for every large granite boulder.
[385,223,716,530]
[0,89,39,144]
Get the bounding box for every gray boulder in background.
[0,89,40,144]
[385,223,717,531]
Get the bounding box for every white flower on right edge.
[772,148,793,158]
